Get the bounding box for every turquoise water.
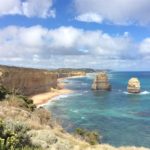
[44,72,150,148]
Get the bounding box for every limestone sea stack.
[92,72,111,91]
[127,77,141,93]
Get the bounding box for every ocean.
[44,72,150,148]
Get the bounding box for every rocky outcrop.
[0,65,86,96]
[0,66,58,96]
[127,77,141,93]
[92,72,111,91]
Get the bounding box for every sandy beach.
[31,75,86,106]
[31,88,73,106]
[31,77,73,106]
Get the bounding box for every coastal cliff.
[53,68,86,78]
[0,65,58,96]
[0,66,149,150]
[0,65,86,96]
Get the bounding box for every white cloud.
[139,38,150,55]
[0,25,134,58]
[0,0,21,15]
[1,25,148,70]
[75,13,103,23]
[0,0,55,18]
[74,0,150,25]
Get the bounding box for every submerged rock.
[127,78,140,93]
[92,72,111,91]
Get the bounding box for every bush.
[0,119,18,150]
[75,128,100,145]
[0,119,37,150]
[0,86,10,100]
[18,95,36,111]
[33,107,51,125]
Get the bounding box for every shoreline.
[31,75,85,106]
[30,88,73,106]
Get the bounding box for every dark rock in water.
[92,72,111,91]
[127,78,140,93]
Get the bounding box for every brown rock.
[92,72,111,91]
[0,66,58,96]
[127,77,141,93]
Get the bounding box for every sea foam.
[123,91,150,95]
[54,94,70,100]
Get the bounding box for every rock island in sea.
[92,72,111,91]
[127,77,141,93]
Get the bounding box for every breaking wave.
[123,91,150,95]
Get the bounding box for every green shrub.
[18,95,36,111]
[18,96,33,104]
[75,128,100,145]
[0,119,38,150]
[0,86,10,100]
[0,119,18,150]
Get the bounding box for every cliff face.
[127,78,141,93]
[0,65,86,96]
[92,72,111,91]
[57,71,86,78]
[0,66,58,96]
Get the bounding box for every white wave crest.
[54,94,70,100]
[123,91,150,95]
[140,91,150,95]
[70,109,79,113]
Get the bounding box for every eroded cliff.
[0,65,58,96]
[0,65,86,96]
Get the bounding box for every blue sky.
[0,0,150,70]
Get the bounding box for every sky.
[1,0,150,70]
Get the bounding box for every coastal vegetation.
[75,128,100,145]
[0,119,33,150]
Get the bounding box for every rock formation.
[0,65,87,96]
[92,72,111,91]
[127,77,141,93]
[0,66,58,96]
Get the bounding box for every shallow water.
[44,72,150,148]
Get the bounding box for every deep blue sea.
[44,72,150,148]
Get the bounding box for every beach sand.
[30,77,74,106]
[31,75,85,106]
[31,88,73,106]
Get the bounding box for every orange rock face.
[0,66,58,96]
[127,78,141,93]
[92,72,111,91]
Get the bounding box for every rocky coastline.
[0,65,149,150]
[0,65,86,96]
